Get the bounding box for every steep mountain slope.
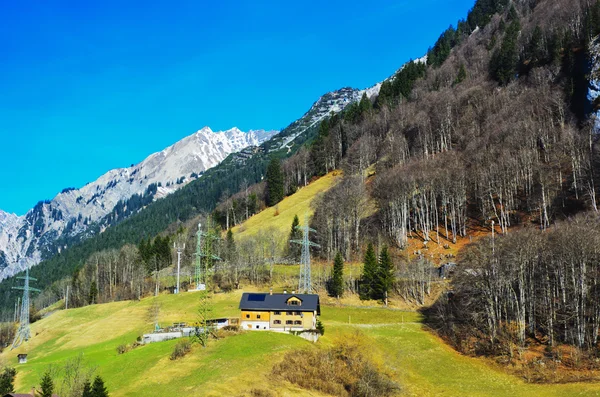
[0,127,276,281]
[270,87,380,150]
[269,56,428,152]
[231,172,339,240]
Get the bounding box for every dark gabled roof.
[239,293,320,314]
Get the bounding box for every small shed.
[17,354,27,364]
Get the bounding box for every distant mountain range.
[0,58,416,280]
[0,127,276,280]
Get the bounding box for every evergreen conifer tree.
[39,371,54,397]
[82,381,92,397]
[360,243,378,300]
[310,120,330,175]
[328,252,345,298]
[490,18,521,85]
[316,319,325,335]
[225,229,237,263]
[266,157,284,206]
[358,92,372,116]
[288,215,302,261]
[375,80,394,108]
[0,367,15,394]
[377,246,395,305]
[88,281,98,305]
[91,375,109,397]
[455,64,467,84]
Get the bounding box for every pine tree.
[507,4,518,21]
[358,92,372,117]
[82,381,93,397]
[310,120,330,175]
[377,246,395,305]
[328,252,345,298]
[266,157,284,206]
[528,25,545,68]
[91,375,109,397]
[288,215,302,261]
[454,63,467,85]
[316,319,325,335]
[490,18,520,85]
[88,281,98,305]
[0,367,15,394]
[360,243,378,300]
[225,229,237,263]
[375,80,394,108]
[39,371,54,397]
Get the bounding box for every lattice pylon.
[194,218,221,290]
[11,268,40,350]
[290,214,320,293]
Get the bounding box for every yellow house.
[239,292,321,331]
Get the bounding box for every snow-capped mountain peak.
[0,127,277,280]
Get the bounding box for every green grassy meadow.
[3,289,600,396]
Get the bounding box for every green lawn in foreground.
[4,289,600,396]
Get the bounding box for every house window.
[295,311,302,316]
[274,320,281,324]
[257,314,261,319]
[287,311,293,316]
[245,314,250,319]
[286,320,293,325]
[274,311,281,315]
[294,320,302,325]
[288,300,300,306]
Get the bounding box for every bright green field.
[3,290,600,396]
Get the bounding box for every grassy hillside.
[231,171,339,239]
[3,289,600,396]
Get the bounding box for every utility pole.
[174,241,185,294]
[65,285,69,310]
[290,214,320,293]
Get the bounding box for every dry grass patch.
[272,332,399,397]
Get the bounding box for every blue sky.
[0,0,474,215]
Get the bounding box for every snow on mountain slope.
[0,127,276,280]
[270,56,427,151]
[271,86,381,151]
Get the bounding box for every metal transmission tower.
[290,214,320,293]
[12,268,41,350]
[194,219,221,290]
